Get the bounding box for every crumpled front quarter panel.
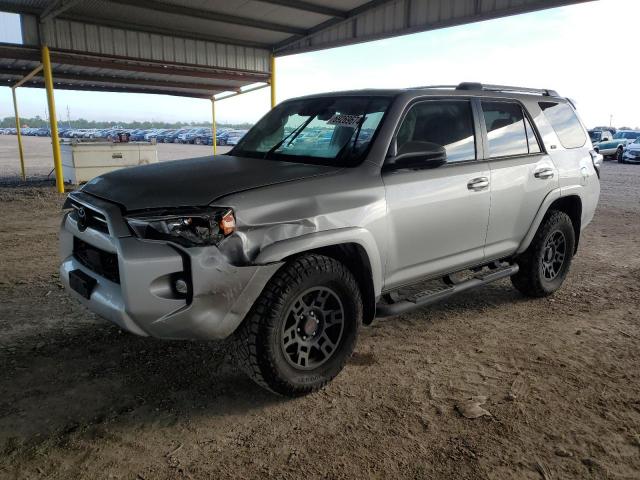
[216,163,388,290]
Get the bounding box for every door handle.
[467,177,489,191]
[534,167,555,179]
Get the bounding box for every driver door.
[382,98,490,290]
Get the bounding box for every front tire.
[511,210,575,298]
[232,254,362,396]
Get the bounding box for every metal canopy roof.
[0,0,594,98]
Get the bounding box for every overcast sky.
[1,0,638,128]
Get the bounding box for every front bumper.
[623,152,640,163]
[59,192,282,340]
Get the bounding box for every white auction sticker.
[327,113,363,127]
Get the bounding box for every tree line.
[0,116,253,130]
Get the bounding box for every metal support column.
[270,54,276,108]
[10,63,43,181]
[41,45,64,193]
[211,97,217,155]
[11,89,26,180]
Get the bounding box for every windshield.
[231,96,392,166]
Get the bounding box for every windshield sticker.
[327,114,363,128]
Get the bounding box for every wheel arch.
[517,192,582,255]
[254,228,383,325]
[291,243,377,326]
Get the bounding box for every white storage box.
[61,142,158,184]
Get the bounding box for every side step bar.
[375,263,519,318]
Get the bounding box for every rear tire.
[511,210,575,298]
[232,254,362,396]
[617,147,624,163]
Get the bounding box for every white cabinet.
[62,142,158,184]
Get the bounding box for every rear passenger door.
[479,99,559,259]
[382,98,490,290]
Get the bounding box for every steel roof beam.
[50,54,270,82]
[0,66,242,93]
[0,44,270,82]
[4,80,216,98]
[257,0,347,18]
[103,0,308,35]
[273,0,396,53]
[40,0,86,22]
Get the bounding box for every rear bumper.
[59,194,282,340]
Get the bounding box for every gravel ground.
[0,140,639,479]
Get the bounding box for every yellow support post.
[41,45,64,193]
[270,54,276,109]
[11,88,26,181]
[211,97,217,155]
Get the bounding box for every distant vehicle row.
[0,127,50,136]
[589,128,640,163]
[0,126,248,146]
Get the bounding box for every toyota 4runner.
[60,83,600,396]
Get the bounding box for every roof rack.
[410,82,559,97]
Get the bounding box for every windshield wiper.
[263,115,316,160]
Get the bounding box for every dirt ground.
[0,136,639,479]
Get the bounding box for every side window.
[481,101,529,158]
[539,101,586,149]
[396,100,476,163]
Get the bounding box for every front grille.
[73,237,120,284]
[69,200,109,234]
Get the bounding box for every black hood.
[81,155,340,211]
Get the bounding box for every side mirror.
[385,141,447,171]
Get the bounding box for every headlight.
[125,208,235,247]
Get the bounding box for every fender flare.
[254,227,384,297]
[516,186,583,254]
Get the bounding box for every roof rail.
[456,82,559,97]
[409,82,559,97]
[408,85,458,90]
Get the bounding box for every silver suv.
[60,83,600,396]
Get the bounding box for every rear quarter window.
[539,101,587,149]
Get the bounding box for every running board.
[375,263,519,318]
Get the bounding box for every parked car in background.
[183,127,211,145]
[163,129,189,143]
[225,129,247,146]
[588,129,612,145]
[155,129,175,143]
[594,130,640,162]
[217,129,236,145]
[621,137,640,164]
[129,130,147,141]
